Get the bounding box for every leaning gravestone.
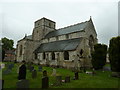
[65,76,70,83]
[32,70,37,79]
[16,79,29,88]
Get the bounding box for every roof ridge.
[57,20,88,31]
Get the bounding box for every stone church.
[16,17,98,69]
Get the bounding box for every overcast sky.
[0,0,119,48]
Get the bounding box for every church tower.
[32,17,56,41]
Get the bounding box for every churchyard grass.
[2,62,119,88]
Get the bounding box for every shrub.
[91,44,107,70]
[109,36,120,72]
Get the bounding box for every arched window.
[89,35,94,52]
[35,53,37,59]
[43,52,46,59]
[80,49,83,56]
[19,45,22,56]
[64,51,69,60]
[52,52,55,60]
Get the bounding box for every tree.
[2,37,14,50]
[91,44,107,70]
[1,37,14,61]
[109,36,120,72]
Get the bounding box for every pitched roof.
[45,21,88,38]
[34,38,83,53]
[26,35,32,40]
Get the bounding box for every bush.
[91,44,107,70]
[109,36,120,72]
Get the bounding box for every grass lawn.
[1,62,119,88]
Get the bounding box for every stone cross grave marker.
[65,76,70,83]
[32,70,37,79]
[16,79,29,88]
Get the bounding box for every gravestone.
[42,77,49,89]
[55,76,62,86]
[32,70,37,79]
[75,72,79,80]
[51,69,56,76]
[3,69,11,74]
[65,76,70,83]
[1,64,5,69]
[43,70,47,77]
[38,66,42,72]
[16,79,29,88]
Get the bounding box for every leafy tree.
[91,44,107,70]
[109,36,120,72]
[1,37,14,61]
[2,37,14,50]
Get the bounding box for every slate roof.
[45,21,88,38]
[34,38,83,53]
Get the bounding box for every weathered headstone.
[51,69,56,76]
[32,70,37,79]
[55,76,62,86]
[42,76,49,89]
[65,76,70,83]
[75,72,79,80]
[38,66,42,72]
[16,79,29,88]
[1,64,5,69]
